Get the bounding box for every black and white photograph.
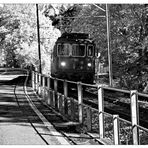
[0,2,148,145]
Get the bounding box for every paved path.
[0,84,45,144]
[0,82,70,145]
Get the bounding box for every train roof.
[57,33,94,44]
[60,33,89,39]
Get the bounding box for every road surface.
[0,70,70,145]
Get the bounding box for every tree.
[42,4,82,33]
[0,5,20,67]
[0,4,61,74]
[1,3,148,92]
[46,3,148,91]
[109,4,148,91]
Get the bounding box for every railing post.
[32,71,35,90]
[47,77,51,105]
[42,75,45,100]
[34,67,38,91]
[52,91,55,108]
[77,82,83,124]
[54,78,58,93]
[57,93,60,110]
[47,89,51,105]
[113,115,120,145]
[62,95,65,114]
[38,73,41,95]
[98,85,104,138]
[47,76,50,89]
[59,94,62,112]
[35,72,38,92]
[64,80,68,114]
[54,78,58,108]
[64,80,68,97]
[70,98,75,121]
[42,75,45,87]
[50,90,53,106]
[86,107,92,131]
[34,72,36,90]
[130,90,139,145]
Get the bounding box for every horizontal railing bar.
[135,124,148,132]
[118,117,132,125]
[81,82,98,88]
[65,80,78,84]
[33,70,148,145]
[55,77,65,82]
[102,111,113,117]
[137,92,148,98]
[102,86,130,94]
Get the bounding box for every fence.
[31,71,148,145]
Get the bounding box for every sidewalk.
[0,83,70,145]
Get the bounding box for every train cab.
[51,33,96,84]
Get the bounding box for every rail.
[31,71,148,145]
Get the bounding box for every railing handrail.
[118,117,132,125]
[135,124,148,132]
[137,92,148,98]
[32,70,148,145]
[32,70,148,97]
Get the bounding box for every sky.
[1,0,148,4]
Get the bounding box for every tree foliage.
[42,4,82,33]
[45,4,148,91]
[0,4,61,74]
[109,4,148,91]
[0,5,20,67]
[1,4,148,92]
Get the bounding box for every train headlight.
[61,61,66,67]
[87,63,92,67]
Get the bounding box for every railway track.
[11,72,103,145]
[9,70,148,144]
[65,85,148,128]
[14,76,52,145]
[25,88,102,145]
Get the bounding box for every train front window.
[87,45,94,57]
[57,43,71,56]
[72,44,85,57]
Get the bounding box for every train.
[51,33,96,84]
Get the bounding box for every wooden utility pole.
[36,4,42,73]
[106,4,113,86]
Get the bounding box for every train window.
[72,44,85,57]
[87,45,94,57]
[57,43,71,56]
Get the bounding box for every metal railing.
[31,71,148,145]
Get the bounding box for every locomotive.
[51,33,96,84]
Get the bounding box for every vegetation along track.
[67,85,148,128]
